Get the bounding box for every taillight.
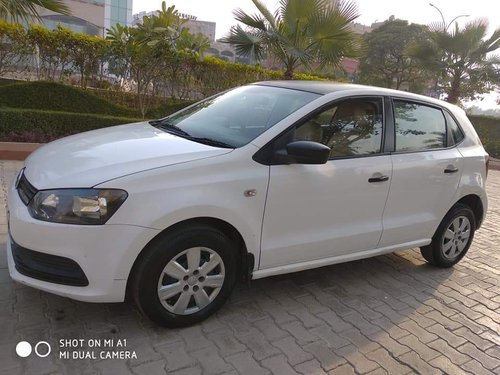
[486,155,489,179]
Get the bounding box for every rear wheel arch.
[421,202,476,267]
[454,194,484,229]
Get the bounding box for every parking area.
[0,159,499,375]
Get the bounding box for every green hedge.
[147,100,196,119]
[469,115,500,158]
[0,81,135,117]
[0,108,142,142]
[0,80,196,119]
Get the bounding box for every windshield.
[154,85,320,148]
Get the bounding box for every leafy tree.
[27,24,73,80]
[161,28,210,99]
[65,32,109,88]
[107,1,193,116]
[411,20,500,104]
[0,20,29,76]
[0,0,69,22]
[358,18,430,91]
[221,0,360,79]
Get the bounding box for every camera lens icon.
[16,341,51,358]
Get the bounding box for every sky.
[133,0,500,108]
[133,0,500,39]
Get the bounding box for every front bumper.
[7,178,160,303]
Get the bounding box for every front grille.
[11,238,89,287]
[17,172,38,205]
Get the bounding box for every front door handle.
[444,166,459,174]
[368,175,389,183]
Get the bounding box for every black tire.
[130,224,237,327]
[420,203,476,268]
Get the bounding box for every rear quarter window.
[444,111,465,145]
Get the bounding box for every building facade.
[37,0,132,36]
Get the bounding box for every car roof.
[253,80,461,113]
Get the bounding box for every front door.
[259,97,392,269]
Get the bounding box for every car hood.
[24,122,232,189]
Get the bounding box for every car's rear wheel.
[420,203,475,267]
[130,224,237,327]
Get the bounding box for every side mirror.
[285,141,330,164]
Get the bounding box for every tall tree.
[411,20,500,104]
[221,0,360,79]
[0,0,69,22]
[107,1,207,116]
[358,18,430,92]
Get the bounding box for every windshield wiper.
[187,137,234,149]
[149,120,191,137]
[149,120,233,148]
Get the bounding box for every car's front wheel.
[420,203,476,267]
[130,224,237,327]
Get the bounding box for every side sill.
[252,239,431,280]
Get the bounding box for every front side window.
[394,100,447,152]
[156,86,319,148]
[291,97,384,157]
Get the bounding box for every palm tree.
[221,0,360,79]
[0,0,70,22]
[411,20,500,104]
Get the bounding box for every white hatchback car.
[8,81,489,327]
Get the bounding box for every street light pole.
[429,3,469,32]
[429,3,446,30]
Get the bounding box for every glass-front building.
[37,0,132,36]
[105,0,133,29]
[41,14,103,36]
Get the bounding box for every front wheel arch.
[126,217,249,300]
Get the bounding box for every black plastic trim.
[17,173,38,206]
[11,238,89,287]
[383,96,395,153]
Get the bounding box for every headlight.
[28,189,128,225]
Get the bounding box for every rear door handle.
[444,167,459,174]
[368,175,389,183]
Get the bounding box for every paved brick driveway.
[1,160,499,375]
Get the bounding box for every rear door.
[379,98,463,247]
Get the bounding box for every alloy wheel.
[157,247,225,315]
[442,216,471,259]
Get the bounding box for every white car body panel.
[97,146,270,270]
[259,156,392,269]
[253,239,429,279]
[24,122,232,189]
[379,148,464,247]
